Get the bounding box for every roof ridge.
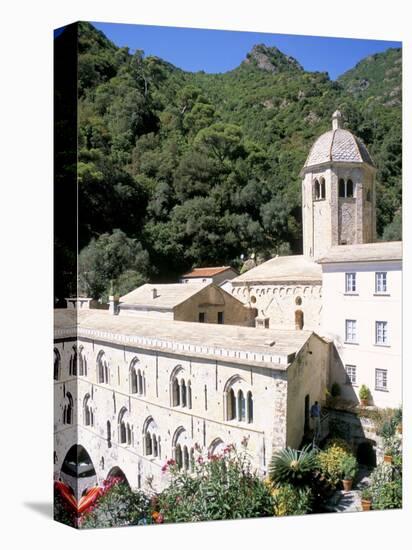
[329,129,337,162]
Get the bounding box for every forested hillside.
[71,22,402,299]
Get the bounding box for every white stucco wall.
[320,260,402,408]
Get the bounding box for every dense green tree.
[78,229,150,299]
[66,23,402,302]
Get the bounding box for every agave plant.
[269,445,318,486]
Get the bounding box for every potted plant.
[361,488,372,511]
[341,454,358,492]
[359,385,370,407]
[383,436,399,463]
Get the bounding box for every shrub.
[155,443,273,523]
[325,438,352,455]
[340,454,358,480]
[271,483,312,516]
[372,479,402,510]
[316,439,353,488]
[269,445,318,487]
[81,481,150,529]
[359,385,370,401]
[383,435,401,456]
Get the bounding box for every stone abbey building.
[54,112,402,497]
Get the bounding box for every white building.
[318,241,402,408]
[230,110,401,407]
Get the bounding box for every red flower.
[155,513,164,524]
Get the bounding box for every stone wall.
[174,285,255,326]
[286,334,330,449]
[54,337,291,493]
[231,283,322,331]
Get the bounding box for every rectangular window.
[375,272,387,293]
[375,321,388,345]
[345,365,357,385]
[345,319,357,343]
[375,369,388,391]
[198,312,205,323]
[345,272,357,293]
[217,311,224,324]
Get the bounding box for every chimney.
[255,316,270,329]
[108,295,119,315]
[152,288,158,299]
[65,297,92,309]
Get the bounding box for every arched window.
[63,392,73,425]
[172,378,180,406]
[238,390,246,422]
[224,377,253,423]
[346,179,354,198]
[172,427,193,471]
[170,367,191,408]
[152,434,158,457]
[320,177,326,199]
[314,179,320,200]
[339,178,345,198]
[69,347,77,376]
[227,388,236,420]
[97,351,109,384]
[107,420,112,448]
[175,444,183,469]
[78,346,87,376]
[138,369,144,395]
[247,391,253,423]
[187,381,192,410]
[118,407,131,445]
[366,189,371,202]
[83,394,94,427]
[54,348,61,381]
[130,362,138,394]
[183,446,190,470]
[181,380,187,407]
[209,438,225,456]
[295,309,304,330]
[143,417,160,457]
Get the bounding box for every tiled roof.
[119,283,209,309]
[303,129,374,169]
[317,241,402,264]
[182,266,235,278]
[55,308,314,368]
[232,255,322,284]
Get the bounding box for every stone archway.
[106,466,130,488]
[356,440,377,468]
[60,444,97,500]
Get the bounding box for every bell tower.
[301,111,376,259]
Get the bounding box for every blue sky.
[91,22,401,80]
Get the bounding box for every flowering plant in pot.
[340,454,358,492]
[358,385,370,407]
[383,436,400,463]
[361,488,372,511]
